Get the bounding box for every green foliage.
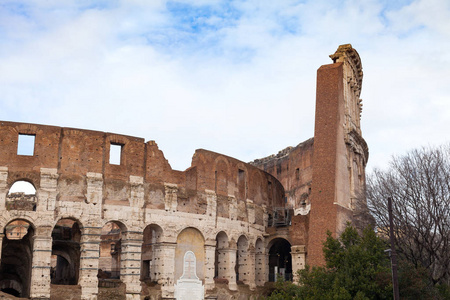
[268,223,450,299]
[267,224,393,300]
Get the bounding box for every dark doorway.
[268,238,292,282]
[0,220,34,298]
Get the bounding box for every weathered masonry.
[0,44,368,299]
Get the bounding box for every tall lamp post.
[388,197,400,300]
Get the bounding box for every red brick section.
[308,62,344,266]
[0,120,286,215]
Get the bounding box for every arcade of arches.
[0,217,299,299]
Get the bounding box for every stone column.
[0,233,3,266]
[246,199,255,224]
[39,168,58,212]
[0,166,7,209]
[237,246,250,286]
[291,245,306,283]
[149,243,162,282]
[79,226,101,300]
[164,183,178,212]
[86,172,103,206]
[121,231,143,300]
[129,176,144,208]
[223,247,237,291]
[216,248,226,279]
[255,250,266,286]
[228,196,237,221]
[204,243,216,291]
[205,190,217,219]
[265,253,270,283]
[157,242,176,298]
[30,227,52,299]
[247,247,256,290]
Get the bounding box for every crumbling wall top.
[329,44,363,98]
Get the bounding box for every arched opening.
[214,231,228,281]
[236,235,249,284]
[51,219,81,285]
[0,219,34,298]
[175,227,205,281]
[99,222,124,280]
[268,238,292,282]
[141,224,163,282]
[6,181,37,211]
[255,238,265,286]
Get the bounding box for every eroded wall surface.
[0,120,299,300]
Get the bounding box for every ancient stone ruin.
[0,44,368,299]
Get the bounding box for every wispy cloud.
[0,0,449,171]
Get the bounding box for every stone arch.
[6,173,40,190]
[0,219,35,298]
[141,224,163,281]
[267,238,292,282]
[175,227,205,281]
[7,180,36,194]
[0,215,37,234]
[99,221,127,279]
[51,218,82,285]
[5,180,37,212]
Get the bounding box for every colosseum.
[0,44,368,300]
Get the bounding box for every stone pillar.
[247,247,256,290]
[205,189,217,219]
[158,242,176,298]
[79,226,101,300]
[223,247,237,291]
[228,195,237,221]
[30,227,52,299]
[237,246,250,286]
[262,205,268,228]
[255,250,266,286]
[246,199,255,224]
[291,245,306,283]
[265,253,270,283]
[121,231,143,300]
[86,172,103,206]
[149,243,162,282]
[204,243,216,291]
[0,233,3,265]
[39,168,58,211]
[0,166,7,209]
[130,176,144,208]
[216,248,226,279]
[164,183,178,212]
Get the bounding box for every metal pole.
[388,197,400,300]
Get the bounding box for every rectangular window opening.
[17,134,35,156]
[109,143,123,165]
[295,168,300,180]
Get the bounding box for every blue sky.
[1,0,449,172]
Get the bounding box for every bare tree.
[367,144,450,285]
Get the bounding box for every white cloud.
[0,0,449,172]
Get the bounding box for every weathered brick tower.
[252,44,368,266]
[308,44,368,265]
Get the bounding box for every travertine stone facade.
[0,44,368,299]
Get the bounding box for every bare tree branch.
[367,144,450,284]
